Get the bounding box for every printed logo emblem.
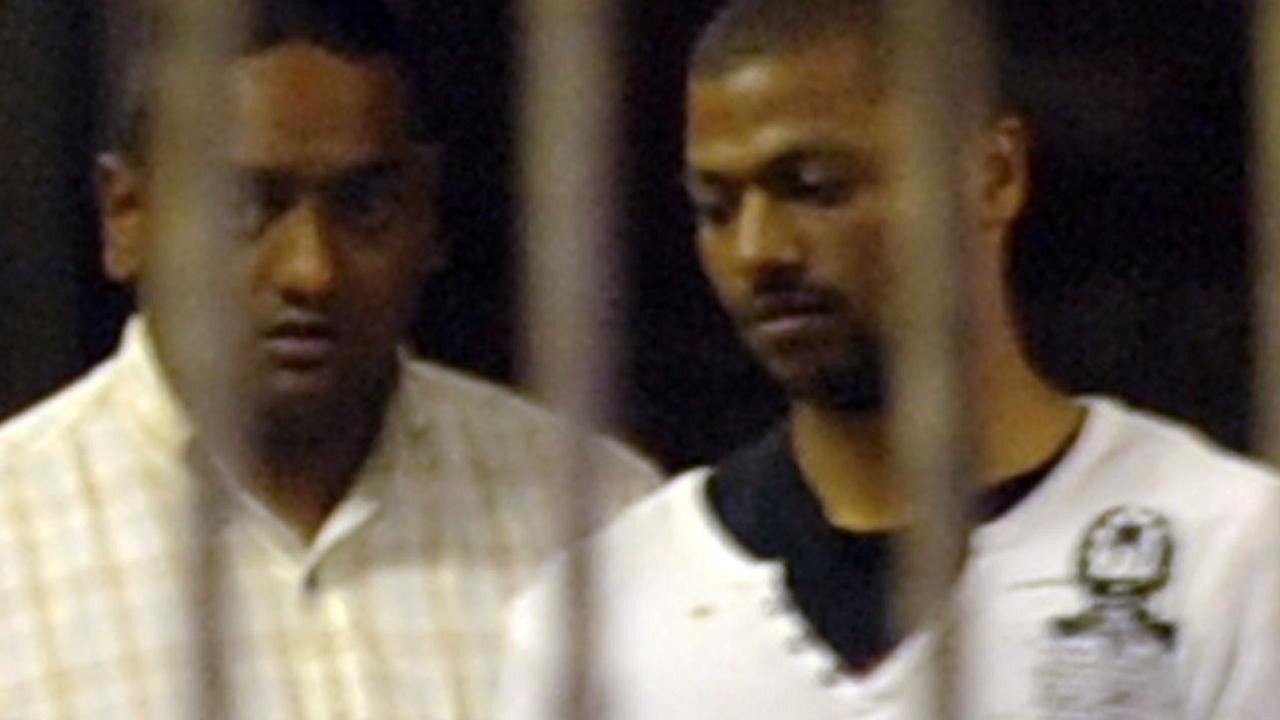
[1035,506,1179,719]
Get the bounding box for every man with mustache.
[497,0,1280,717]
[0,0,658,715]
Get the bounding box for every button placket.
[758,570,876,702]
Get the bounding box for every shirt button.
[785,628,817,653]
[818,666,844,688]
[762,595,790,616]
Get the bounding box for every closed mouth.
[262,318,336,368]
[746,291,839,325]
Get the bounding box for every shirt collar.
[115,315,417,573]
[113,315,197,454]
[307,368,414,557]
[229,356,415,573]
[709,416,1077,557]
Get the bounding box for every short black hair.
[104,0,425,157]
[690,0,1031,113]
[690,0,886,80]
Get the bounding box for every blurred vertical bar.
[0,1,91,418]
[145,0,243,716]
[517,0,622,717]
[1254,0,1280,464]
[885,0,993,716]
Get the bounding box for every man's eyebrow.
[232,166,290,184]
[681,169,723,192]
[339,159,408,181]
[230,159,409,183]
[764,145,865,170]
[682,146,864,190]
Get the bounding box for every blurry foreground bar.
[517,0,624,718]
[886,0,994,716]
[1254,0,1280,464]
[144,0,243,716]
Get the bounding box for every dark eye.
[330,171,405,234]
[772,164,854,206]
[686,180,739,229]
[229,176,293,237]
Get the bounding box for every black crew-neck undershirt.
[706,422,1075,675]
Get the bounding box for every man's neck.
[790,403,901,532]
[247,445,372,542]
[789,357,1084,534]
[208,387,393,542]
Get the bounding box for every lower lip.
[752,313,837,340]
[263,336,335,368]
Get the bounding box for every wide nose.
[269,199,337,301]
[732,189,802,272]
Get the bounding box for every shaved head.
[690,0,886,80]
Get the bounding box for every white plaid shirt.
[0,319,660,719]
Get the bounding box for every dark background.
[0,0,1256,471]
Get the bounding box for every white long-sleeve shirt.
[0,319,660,719]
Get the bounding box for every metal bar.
[1254,0,1280,464]
[885,0,994,716]
[516,0,623,718]
[145,0,244,716]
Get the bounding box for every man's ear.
[408,143,447,276]
[97,152,147,283]
[978,115,1030,228]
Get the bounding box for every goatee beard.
[804,364,887,414]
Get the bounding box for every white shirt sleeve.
[1192,482,1280,719]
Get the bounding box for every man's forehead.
[685,42,889,176]
[228,42,411,168]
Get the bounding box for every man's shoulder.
[394,356,663,556]
[499,468,790,720]
[0,357,138,581]
[1060,397,1280,552]
[512,468,759,611]
[399,356,567,426]
[583,468,720,554]
[0,356,122,466]
[1080,396,1279,503]
[399,356,661,476]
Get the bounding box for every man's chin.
[253,357,397,427]
[267,364,340,397]
[764,357,886,414]
[252,366,346,420]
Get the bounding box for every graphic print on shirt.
[1034,506,1179,719]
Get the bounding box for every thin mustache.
[262,311,334,337]
[743,286,842,323]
